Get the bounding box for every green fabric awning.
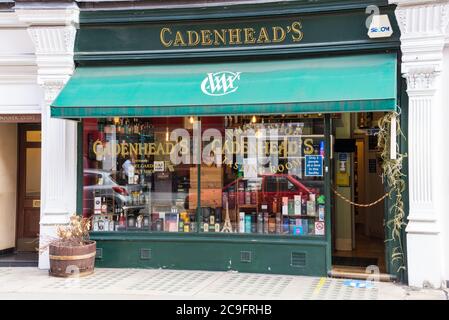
[51,53,397,118]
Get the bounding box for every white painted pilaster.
[15,3,79,269]
[390,0,449,288]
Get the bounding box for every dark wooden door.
[16,124,41,252]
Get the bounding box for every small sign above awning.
[51,53,397,118]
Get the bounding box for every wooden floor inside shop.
[332,224,386,276]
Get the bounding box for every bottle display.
[84,117,325,237]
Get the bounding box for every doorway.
[16,124,41,252]
[331,112,387,276]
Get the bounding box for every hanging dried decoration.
[377,111,407,273]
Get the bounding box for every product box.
[292,225,303,235]
[94,197,102,214]
[268,217,276,233]
[294,195,302,215]
[307,200,316,216]
[282,197,289,216]
[165,213,179,232]
[188,188,222,209]
[239,212,245,233]
[283,216,290,234]
[315,221,325,235]
[302,219,309,235]
[318,205,325,221]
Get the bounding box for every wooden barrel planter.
[49,240,96,277]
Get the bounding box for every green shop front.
[51,0,404,277]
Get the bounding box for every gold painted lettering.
[243,28,256,44]
[93,140,103,157]
[173,31,187,46]
[257,27,271,43]
[291,21,303,42]
[129,143,139,156]
[187,30,200,46]
[200,30,213,45]
[304,138,314,155]
[272,26,286,43]
[228,28,242,44]
[213,29,227,45]
[160,27,173,47]
[121,142,129,157]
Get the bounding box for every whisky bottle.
[101,197,107,214]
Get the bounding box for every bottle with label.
[245,186,251,205]
[245,215,252,234]
[119,211,126,227]
[98,216,104,231]
[214,207,222,233]
[101,197,107,214]
[275,212,282,234]
[203,207,210,233]
[251,212,257,233]
[93,217,99,232]
[239,212,245,233]
[261,204,269,234]
[109,216,115,232]
[257,212,263,234]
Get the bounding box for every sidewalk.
[0,267,446,300]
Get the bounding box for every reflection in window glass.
[199,116,326,236]
[83,118,197,232]
[82,115,326,237]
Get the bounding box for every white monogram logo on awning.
[201,71,241,96]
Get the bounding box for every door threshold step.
[329,269,396,282]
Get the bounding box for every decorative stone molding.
[394,2,449,36]
[40,78,67,105]
[404,69,439,91]
[27,26,76,56]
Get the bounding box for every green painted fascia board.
[79,0,391,24]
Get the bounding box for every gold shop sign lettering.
[160,21,303,48]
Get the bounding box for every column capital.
[15,3,79,86]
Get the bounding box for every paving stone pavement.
[0,267,446,300]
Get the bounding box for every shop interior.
[331,112,387,275]
[83,115,326,237]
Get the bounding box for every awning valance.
[51,53,397,118]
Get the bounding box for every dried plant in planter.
[377,111,407,273]
[54,215,92,247]
[44,214,96,278]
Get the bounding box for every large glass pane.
[83,117,197,232]
[83,115,326,236]
[199,115,326,236]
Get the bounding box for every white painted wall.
[0,124,17,251]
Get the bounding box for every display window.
[82,115,326,236]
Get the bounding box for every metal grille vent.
[291,252,306,267]
[240,251,252,263]
[96,248,103,259]
[140,248,152,260]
